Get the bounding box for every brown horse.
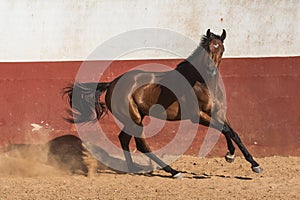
[64,29,262,178]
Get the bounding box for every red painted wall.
[0,57,299,157]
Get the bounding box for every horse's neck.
[175,60,221,98]
[175,60,205,84]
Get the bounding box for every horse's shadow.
[1,134,253,180]
[48,135,254,180]
[187,173,252,180]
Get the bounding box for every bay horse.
[64,29,262,178]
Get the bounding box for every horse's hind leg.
[134,136,181,178]
[118,131,143,172]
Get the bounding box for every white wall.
[0,0,299,61]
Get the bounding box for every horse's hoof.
[225,152,235,163]
[172,172,183,179]
[252,166,263,173]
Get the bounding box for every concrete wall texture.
[1,0,299,60]
[0,1,299,157]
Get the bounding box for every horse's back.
[105,70,182,122]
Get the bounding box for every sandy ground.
[0,153,299,200]
[0,135,298,199]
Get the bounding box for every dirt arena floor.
[0,135,298,199]
[0,150,299,200]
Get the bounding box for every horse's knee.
[136,143,144,152]
[118,131,132,149]
[135,138,151,153]
[136,142,148,153]
[118,132,125,141]
[221,124,231,133]
[118,133,124,144]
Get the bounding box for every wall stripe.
[0,57,299,156]
[0,0,299,61]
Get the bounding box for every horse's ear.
[221,29,226,42]
[206,29,211,37]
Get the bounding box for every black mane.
[184,34,210,63]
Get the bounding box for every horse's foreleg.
[199,112,236,163]
[134,136,181,178]
[222,120,236,163]
[223,124,263,173]
[224,133,235,163]
[118,131,142,172]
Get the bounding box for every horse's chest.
[193,83,214,111]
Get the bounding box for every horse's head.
[201,29,226,67]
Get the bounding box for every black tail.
[63,82,110,123]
